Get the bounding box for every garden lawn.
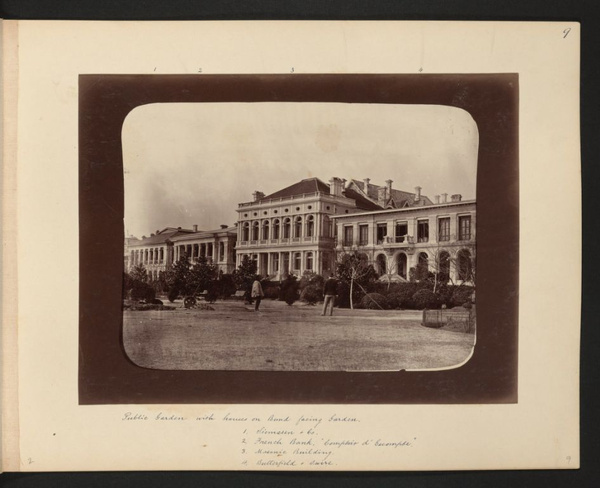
[123,299,475,371]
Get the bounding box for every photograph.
[121,102,478,372]
[79,73,518,405]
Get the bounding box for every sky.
[122,102,478,238]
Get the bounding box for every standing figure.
[251,278,265,312]
[321,275,338,316]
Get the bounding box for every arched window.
[262,220,269,240]
[294,252,301,270]
[294,216,303,238]
[457,249,473,281]
[242,222,250,241]
[439,251,450,277]
[283,218,291,238]
[376,254,387,275]
[306,215,314,237]
[306,252,313,270]
[252,221,259,241]
[396,253,407,278]
[273,219,280,239]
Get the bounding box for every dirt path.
[123,300,475,371]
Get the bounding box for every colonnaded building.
[125,225,237,279]
[125,176,476,284]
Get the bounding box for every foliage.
[187,256,219,296]
[215,273,237,299]
[167,286,179,303]
[299,271,325,291]
[165,255,191,299]
[386,283,418,309]
[301,284,322,305]
[233,255,258,289]
[130,280,156,302]
[412,289,439,310]
[358,293,389,310]
[263,285,280,300]
[129,263,148,283]
[449,285,475,308]
[280,275,300,306]
[336,252,378,309]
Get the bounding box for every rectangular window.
[219,242,225,261]
[294,252,301,270]
[417,220,429,243]
[377,223,387,244]
[459,215,472,240]
[438,217,450,241]
[395,222,407,243]
[343,226,354,246]
[359,224,369,246]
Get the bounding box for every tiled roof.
[342,187,383,211]
[350,179,434,208]
[261,177,330,201]
[129,228,193,246]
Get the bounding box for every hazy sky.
[122,102,478,238]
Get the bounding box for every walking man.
[321,275,338,316]
[251,278,265,312]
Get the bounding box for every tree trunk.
[350,278,354,309]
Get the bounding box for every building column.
[352,223,359,246]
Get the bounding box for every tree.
[165,254,191,300]
[130,263,148,283]
[233,255,258,288]
[186,256,219,296]
[336,251,378,309]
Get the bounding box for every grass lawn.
[123,299,475,371]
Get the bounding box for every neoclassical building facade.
[234,176,451,280]
[332,195,476,283]
[126,176,475,283]
[126,225,237,278]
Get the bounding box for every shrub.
[263,285,280,300]
[449,286,475,308]
[301,284,322,305]
[387,283,418,309]
[205,287,219,303]
[167,286,180,303]
[412,289,439,310]
[359,293,389,310]
[280,275,299,305]
[217,274,237,299]
[130,280,155,302]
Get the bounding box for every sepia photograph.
[79,73,518,404]
[121,102,478,372]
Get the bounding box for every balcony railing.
[238,191,327,208]
[237,236,334,247]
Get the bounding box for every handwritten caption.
[122,411,416,467]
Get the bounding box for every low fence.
[422,307,476,333]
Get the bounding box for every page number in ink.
[563,27,571,38]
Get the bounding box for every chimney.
[193,224,198,232]
[329,177,343,197]
[435,195,440,204]
[252,191,265,202]
[151,233,155,237]
[220,224,228,229]
[377,186,387,207]
[386,179,393,193]
[363,178,370,194]
[415,186,422,201]
[156,229,160,234]
[441,193,448,203]
[451,194,462,202]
